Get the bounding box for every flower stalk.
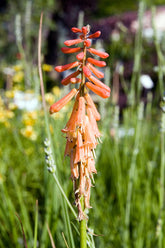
[49,24,110,247]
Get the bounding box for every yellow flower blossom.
[6,110,14,119]
[13,64,23,72]
[13,84,23,91]
[13,71,24,83]
[52,86,61,97]
[20,126,37,141]
[0,109,14,122]
[22,111,37,126]
[5,90,15,98]
[8,102,18,111]
[4,121,11,128]
[45,93,55,105]
[0,111,6,123]
[42,64,53,72]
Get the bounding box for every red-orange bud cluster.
[50,25,111,220]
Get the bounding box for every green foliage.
[97,0,165,17]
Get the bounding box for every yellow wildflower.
[4,121,10,128]
[8,102,18,111]
[52,86,61,97]
[5,90,15,98]
[45,93,55,105]
[13,64,23,72]
[0,109,14,122]
[13,71,24,83]
[0,110,6,123]
[22,111,37,126]
[20,126,37,141]
[6,110,14,119]
[42,64,53,72]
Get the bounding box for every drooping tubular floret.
[49,25,111,220]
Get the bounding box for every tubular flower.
[50,25,111,220]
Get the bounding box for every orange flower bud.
[64,38,83,46]
[84,40,91,47]
[71,27,82,33]
[61,47,81,54]
[70,78,81,84]
[88,31,101,39]
[87,57,106,67]
[55,61,79,72]
[84,93,101,121]
[61,70,80,85]
[49,88,77,114]
[86,63,104,78]
[76,52,84,60]
[88,75,110,92]
[83,66,92,78]
[88,48,109,59]
[82,26,88,34]
[86,82,110,98]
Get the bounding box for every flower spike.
[50,24,110,220]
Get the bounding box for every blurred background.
[1,0,165,248]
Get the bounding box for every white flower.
[140,74,154,89]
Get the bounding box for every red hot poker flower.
[50,24,110,220]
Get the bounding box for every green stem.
[52,173,77,219]
[33,200,38,248]
[80,196,87,248]
[159,113,165,247]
